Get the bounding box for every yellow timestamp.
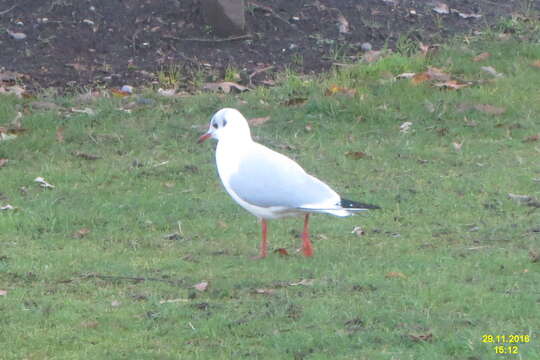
[494,345,519,354]
[482,334,530,343]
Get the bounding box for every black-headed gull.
[198,108,379,258]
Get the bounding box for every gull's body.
[198,108,379,257]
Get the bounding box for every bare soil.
[0,0,537,92]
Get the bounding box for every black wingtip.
[340,198,381,210]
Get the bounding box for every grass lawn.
[1,20,539,359]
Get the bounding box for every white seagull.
[198,108,379,258]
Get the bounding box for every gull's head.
[197,108,251,143]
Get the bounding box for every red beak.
[197,132,211,144]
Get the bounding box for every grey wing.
[228,146,339,208]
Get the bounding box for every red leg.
[302,214,314,257]
[259,219,268,258]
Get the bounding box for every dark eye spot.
[212,123,218,129]
[223,120,227,126]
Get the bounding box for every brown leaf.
[217,220,228,229]
[72,151,101,160]
[351,226,365,236]
[473,52,491,62]
[0,70,22,82]
[433,80,470,90]
[111,88,131,97]
[73,228,91,239]
[194,281,209,292]
[345,151,368,160]
[0,158,8,168]
[325,85,357,96]
[474,104,506,115]
[385,271,407,279]
[56,127,65,143]
[411,72,431,84]
[426,67,451,81]
[289,279,314,286]
[248,116,271,126]
[274,248,289,256]
[283,97,307,106]
[30,101,60,111]
[432,2,449,14]
[159,298,189,304]
[532,60,540,68]
[253,288,276,295]
[408,332,433,342]
[362,50,385,63]
[80,320,99,329]
[523,134,540,143]
[203,82,249,94]
[480,66,503,77]
[452,141,464,151]
[337,14,350,34]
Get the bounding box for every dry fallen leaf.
[111,88,131,97]
[0,290,7,296]
[362,50,385,63]
[452,141,464,151]
[325,85,357,96]
[395,72,416,80]
[508,193,532,203]
[351,226,365,236]
[411,72,431,84]
[0,158,8,168]
[529,250,540,263]
[80,320,99,329]
[203,82,249,94]
[71,107,96,116]
[345,151,368,160]
[408,332,433,342]
[72,151,101,160]
[253,288,276,295]
[73,228,91,239]
[523,134,540,143]
[194,281,209,292]
[337,14,350,34]
[289,279,314,286]
[56,127,64,143]
[453,9,481,19]
[111,300,121,307]
[432,2,449,14]
[159,298,189,304]
[474,104,506,115]
[473,52,491,62]
[532,60,540,68]
[274,248,289,256]
[480,66,503,77]
[248,116,271,126]
[283,97,307,106]
[433,80,470,90]
[400,121,413,133]
[385,271,407,279]
[34,177,55,189]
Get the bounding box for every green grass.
[1,22,539,359]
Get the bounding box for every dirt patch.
[0,0,537,92]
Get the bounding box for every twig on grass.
[0,5,16,16]
[176,34,253,42]
[74,273,186,286]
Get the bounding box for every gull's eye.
[212,123,218,129]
